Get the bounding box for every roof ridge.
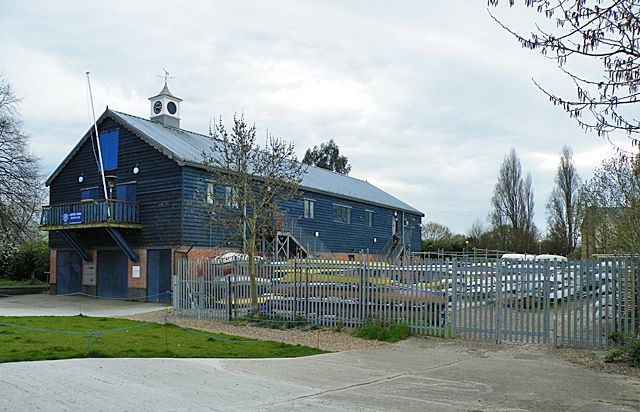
[111,109,212,140]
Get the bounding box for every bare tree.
[582,155,640,255]
[202,114,305,314]
[302,139,351,175]
[490,148,537,252]
[488,1,640,155]
[0,76,41,250]
[546,146,584,257]
[421,221,453,242]
[467,218,486,244]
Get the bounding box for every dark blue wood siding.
[179,167,421,255]
[280,191,422,255]
[48,116,183,249]
[180,167,243,249]
[48,115,421,255]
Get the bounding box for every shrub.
[604,333,640,367]
[352,319,410,343]
[6,239,49,281]
[0,239,18,277]
[628,339,640,367]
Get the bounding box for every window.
[115,183,136,202]
[81,187,99,201]
[207,183,215,205]
[98,130,119,171]
[303,199,315,219]
[365,210,373,227]
[333,204,351,224]
[225,186,239,209]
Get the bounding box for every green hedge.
[1,239,49,281]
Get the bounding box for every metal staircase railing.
[283,217,337,259]
[383,228,413,262]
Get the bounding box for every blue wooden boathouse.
[42,83,423,300]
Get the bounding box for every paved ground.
[0,294,639,411]
[1,337,639,411]
[0,294,170,317]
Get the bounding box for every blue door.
[147,249,172,303]
[97,250,128,298]
[56,251,82,295]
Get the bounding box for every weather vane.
[158,68,175,84]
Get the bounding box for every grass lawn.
[0,278,48,286]
[0,316,325,363]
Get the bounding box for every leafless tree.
[421,221,453,242]
[546,146,584,257]
[467,218,487,244]
[488,1,640,157]
[0,75,41,250]
[490,148,537,252]
[202,114,305,314]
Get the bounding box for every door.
[147,249,172,303]
[56,251,82,295]
[97,250,129,298]
[391,214,397,235]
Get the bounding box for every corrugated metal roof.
[49,109,422,215]
[111,110,422,215]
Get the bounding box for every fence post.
[543,260,550,346]
[293,258,298,320]
[495,258,502,344]
[359,253,365,325]
[173,259,179,317]
[227,261,233,320]
[305,257,310,320]
[451,257,457,339]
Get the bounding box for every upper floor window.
[115,182,136,202]
[303,199,315,219]
[81,187,99,201]
[365,210,373,227]
[225,186,239,209]
[333,204,351,224]
[98,130,119,171]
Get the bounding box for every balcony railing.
[40,199,141,230]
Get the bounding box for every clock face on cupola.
[148,80,183,128]
[153,100,163,114]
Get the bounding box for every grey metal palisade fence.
[174,255,638,348]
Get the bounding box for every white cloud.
[0,0,627,234]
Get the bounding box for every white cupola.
[148,81,182,128]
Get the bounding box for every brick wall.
[49,249,57,284]
[128,248,147,290]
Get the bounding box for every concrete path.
[0,294,169,317]
[0,338,638,411]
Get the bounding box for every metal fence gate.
[173,255,638,348]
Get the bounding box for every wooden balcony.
[40,199,142,231]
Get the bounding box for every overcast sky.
[0,1,633,234]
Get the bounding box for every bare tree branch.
[489,1,640,149]
[490,148,538,252]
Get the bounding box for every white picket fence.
[173,255,639,348]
